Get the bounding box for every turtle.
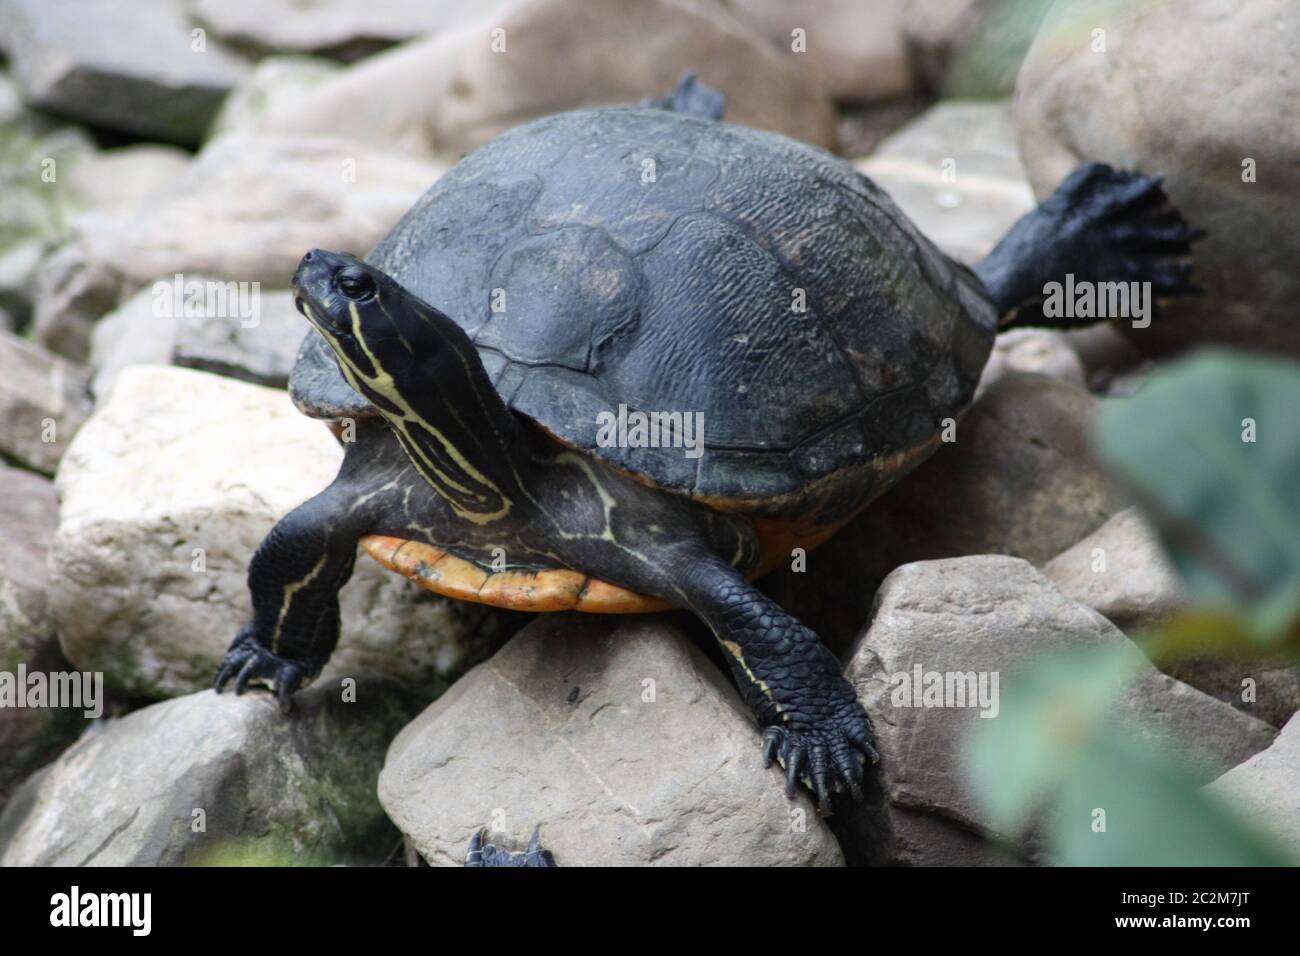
[215,73,1200,813]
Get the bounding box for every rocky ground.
[0,0,1297,866]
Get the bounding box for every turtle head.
[292,248,433,387]
[292,248,524,523]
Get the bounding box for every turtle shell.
[291,107,998,519]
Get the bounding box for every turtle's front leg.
[216,424,453,710]
[677,556,878,813]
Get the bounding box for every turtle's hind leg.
[975,161,1204,330]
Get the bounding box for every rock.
[1206,714,1300,859]
[63,145,190,214]
[902,0,988,92]
[0,466,81,805]
[0,682,413,865]
[786,372,1127,652]
[1164,657,1300,732]
[0,0,250,145]
[189,0,514,61]
[33,133,443,361]
[0,329,91,474]
[0,465,59,669]
[90,281,305,398]
[979,328,1086,394]
[226,0,839,155]
[172,287,303,388]
[1015,0,1300,356]
[838,556,1277,860]
[379,614,843,866]
[730,0,913,104]
[49,366,500,700]
[856,100,1035,265]
[1043,507,1185,632]
[0,87,97,323]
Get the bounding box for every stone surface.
[172,288,303,388]
[0,465,59,670]
[1206,714,1300,859]
[0,465,80,804]
[0,682,414,865]
[1043,507,1185,633]
[189,0,514,60]
[49,366,500,700]
[979,328,1086,394]
[224,0,840,155]
[1015,0,1300,356]
[1164,657,1300,732]
[379,614,844,867]
[786,372,1128,653]
[93,280,311,395]
[0,0,250,145]
[838,556,1277,859]
[33,133,443,361]
[857,100,1035,265]
[0,329,91,474]
[731,0,913,104]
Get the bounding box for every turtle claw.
[465,826,557,867]
[762,707,876,816]
[214,626,308,711]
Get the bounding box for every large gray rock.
[786,372,1127,653]
[222,0,839,155]
[89,275,301,400]
[188,0,514,60]
[1163,657,1300,732]
[1043,507,1185,633]
[0,0,250,145]
[839,556,1277,863]
[0,329,91,474]
[379,614,844,867]
[0,682,413,865]
[34,133,443,361]
[1016,0,1300,356]
[856,100,1035,266]
[1206,714,1300,859]
[49,366,499,700]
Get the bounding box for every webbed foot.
[465,827,557,867]
[213,626,312,713]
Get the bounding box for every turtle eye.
[336,269,376,301]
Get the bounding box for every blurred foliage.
[968,349,1300,865]
[944,0,1056,99]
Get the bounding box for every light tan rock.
[1043,507,1185,632]
[225,0,839,155]
[1206,714,1300,859]
[1015,0,1300,355]
[48,366,493,700]
[380,614,844,867]
[857,100,1035,265]
[730,0,914,104]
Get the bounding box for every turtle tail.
[973,162,1204,332]
[643,70,725,121]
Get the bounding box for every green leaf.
[1094,349,1300,642]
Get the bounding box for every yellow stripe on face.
[313,295,513,525]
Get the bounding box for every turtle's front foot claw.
[214,626,309,710]
[763,705,877,815]
[465,826,557,867]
